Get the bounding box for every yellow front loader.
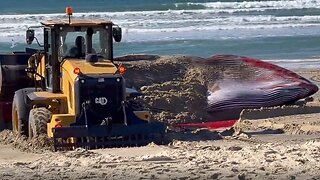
[11,7,165,150]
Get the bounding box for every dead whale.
[203,55,318,113]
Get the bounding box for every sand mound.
[0,130,52,153]
[235,111,320,135]
[119,55,216,124]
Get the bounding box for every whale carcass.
[204,55,318,113]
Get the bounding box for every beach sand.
[0,56,320,179]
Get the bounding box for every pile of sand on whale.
[117,55,221,125]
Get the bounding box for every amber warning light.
[66,7,73,24]
[118,65,126,74]
[66,7,73,15]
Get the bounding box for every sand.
[0,55,320,179]
[121,55,211,124]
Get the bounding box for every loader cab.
[27,18,122,93]
[52,23,115,61]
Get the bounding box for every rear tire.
[28,108,52,138]
[12,91,29,136]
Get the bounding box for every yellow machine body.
[11,11,164,151]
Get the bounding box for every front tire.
[28,108,52,138]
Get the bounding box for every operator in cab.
[68,36,86,58]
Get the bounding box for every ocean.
[1,0,320,68]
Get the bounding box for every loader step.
[53,122,166,151]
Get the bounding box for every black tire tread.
[12,90,28,135]
[29,108,52,137]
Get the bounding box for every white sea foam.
[265,58,320,69]
[1,5,320,43]
[180,0,320,11]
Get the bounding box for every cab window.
[58,26,108,61]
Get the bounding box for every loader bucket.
[52,122,166,151]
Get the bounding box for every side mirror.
[26,29,35,44]
[112,27,122,42]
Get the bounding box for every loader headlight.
[117,64,126,74]
[55,124,62,128]
[80,79,85,84]
[74,67,81,75]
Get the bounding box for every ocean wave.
[177,0,320,11]
[3,24,320,44]
[1,8,320,43]
[2,0,320,16]
[126,23,320,33]
[1,10,320,25]
[265,58,320,69]
[266,58,320,64]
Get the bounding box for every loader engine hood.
[62,58,118,80]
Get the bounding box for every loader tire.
[12,90,29,136]
[28,108,52,138]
